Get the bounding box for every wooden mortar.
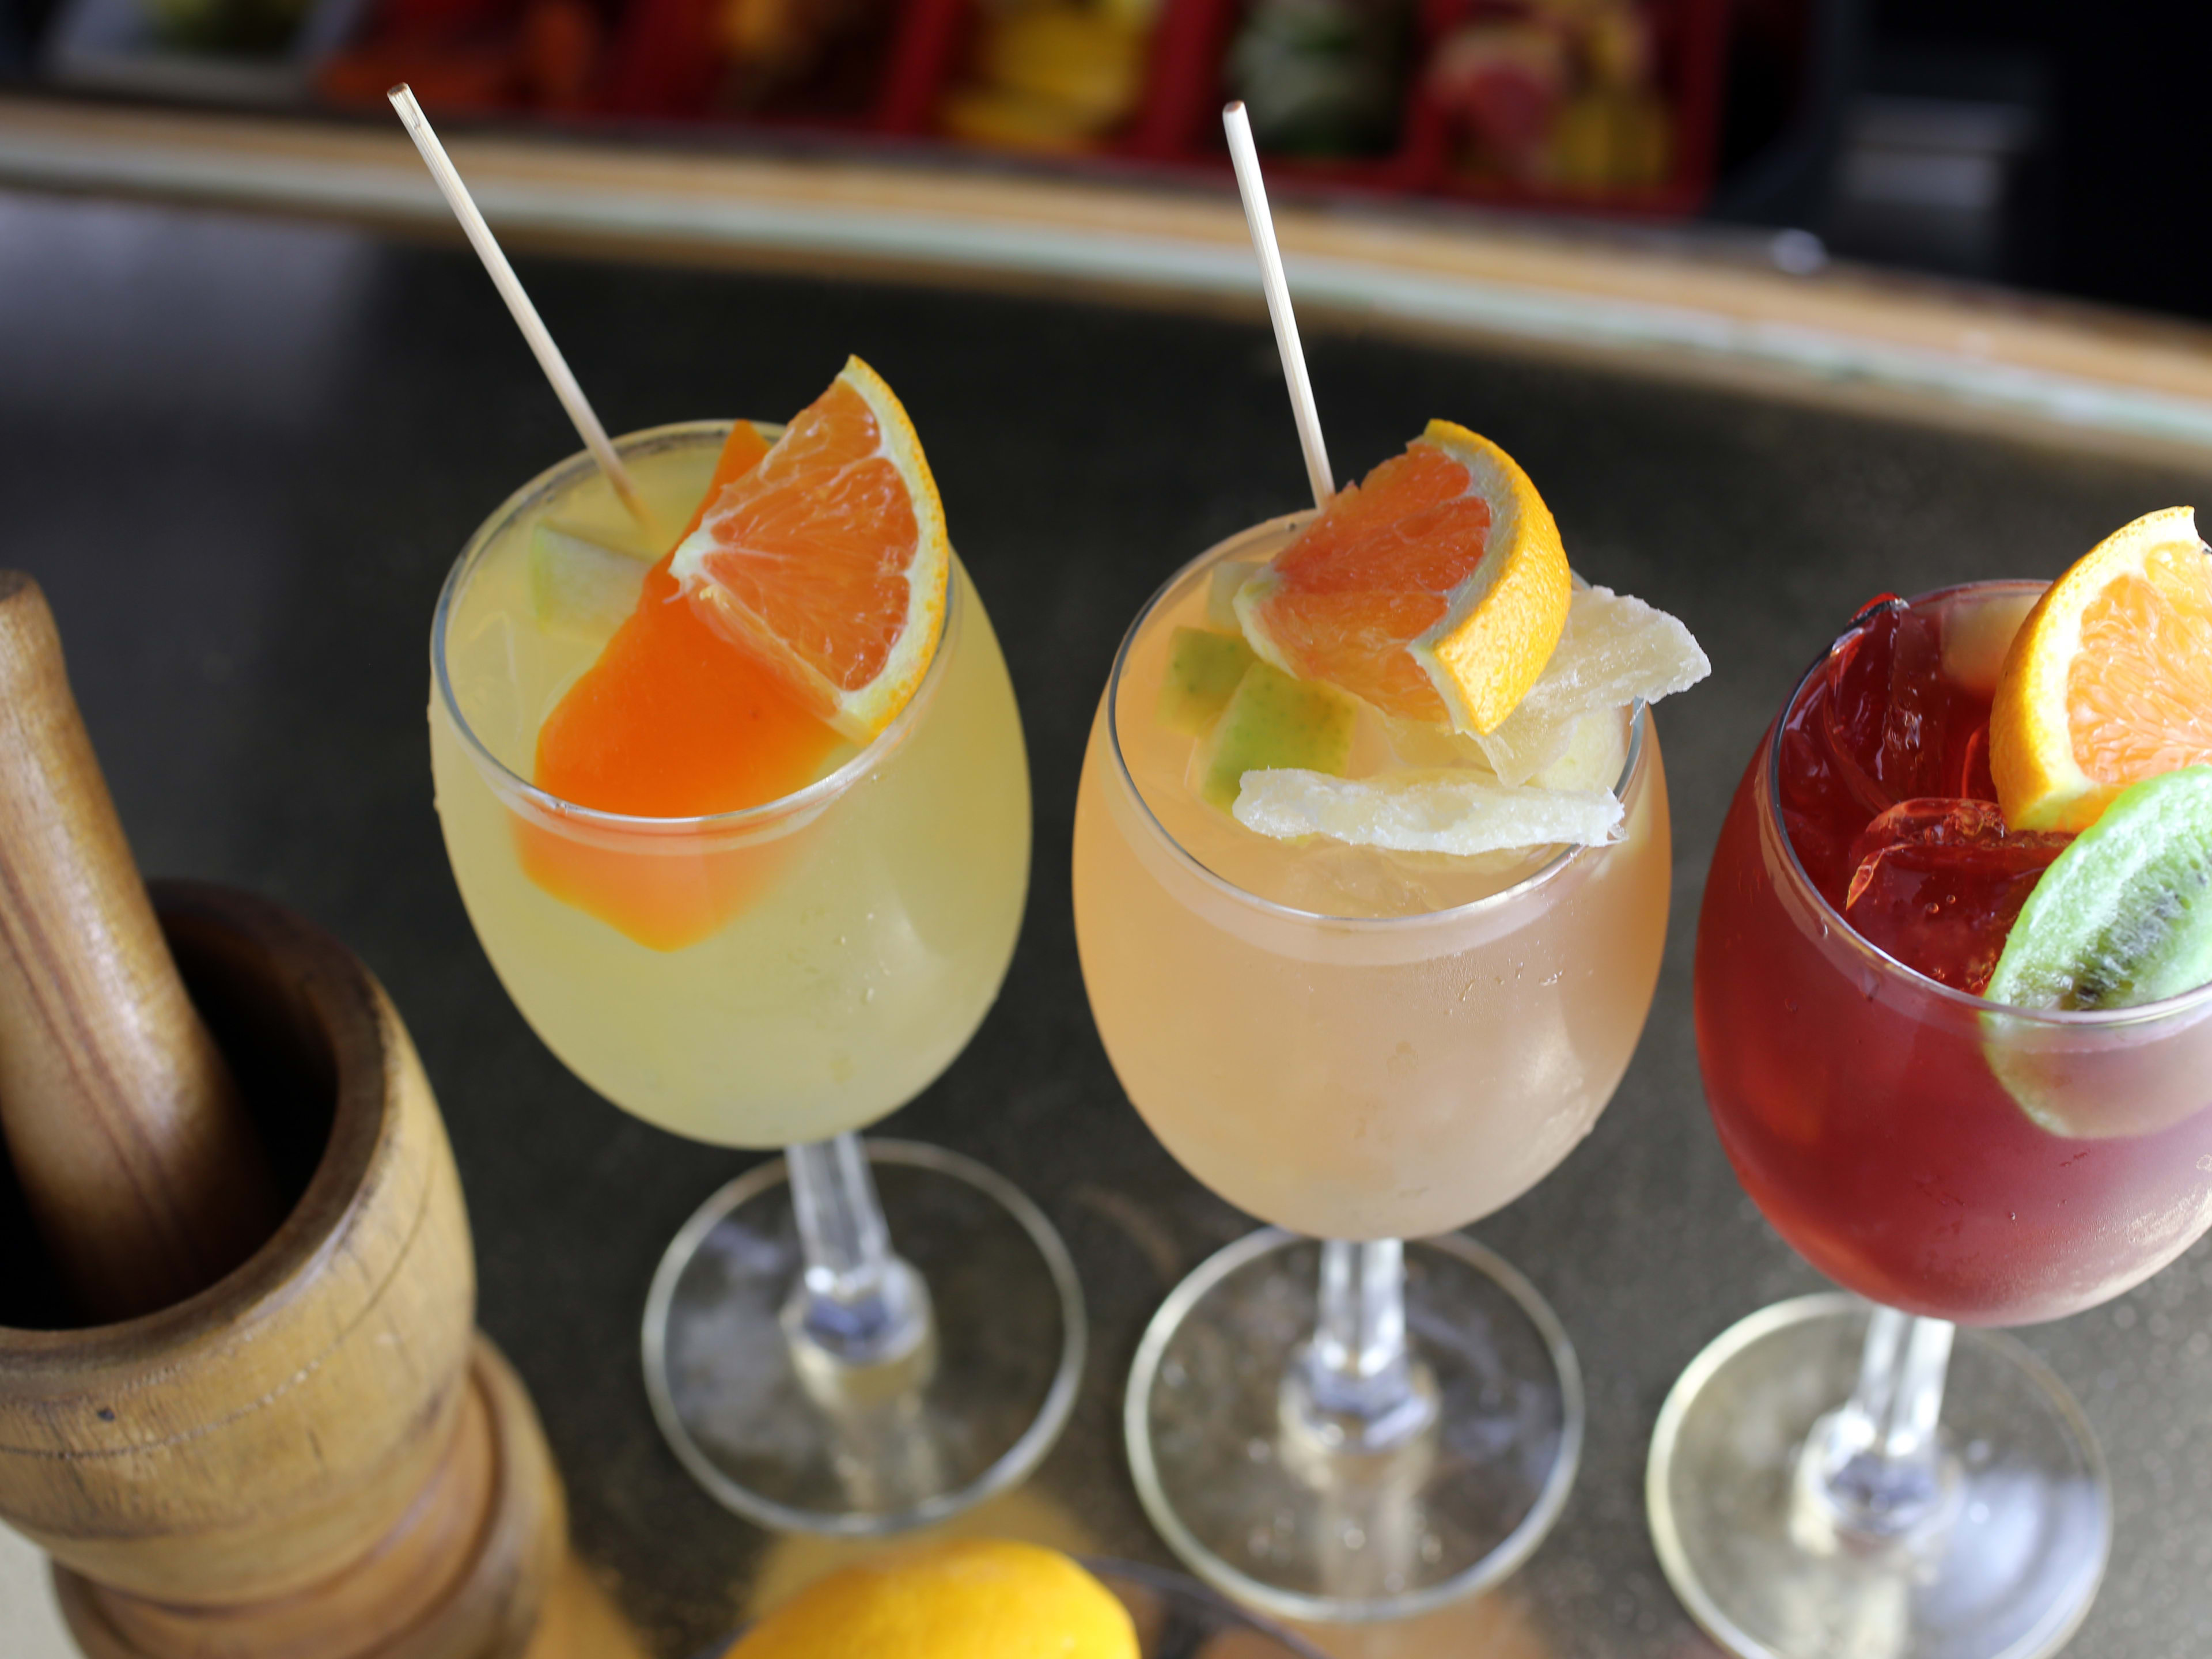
[0,881,567,1658]
[0,568,568,1658]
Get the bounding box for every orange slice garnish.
[533,421,839,822]
[1233,421,1570,735]
[1990,507,2212,832]
[524,420,840,950]
[671,356,950,742]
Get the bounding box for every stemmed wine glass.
[430,421,1083,1535]
[1650,580,2212,1657]
[1071,514,1673,1620]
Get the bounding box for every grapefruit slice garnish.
[1234,421,1570,736]
[671,356,950,743]
[1991,507,2212,832]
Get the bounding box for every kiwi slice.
[1189,662,1357,811]
[1159,626,1259,736]
[1987,767,2212,1012]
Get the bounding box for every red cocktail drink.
[1656,549,2212,1659]
[1698,583,2212,1326]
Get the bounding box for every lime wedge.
[1986,767,2212,1012]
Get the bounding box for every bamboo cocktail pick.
[0,571,279,1323]
[387,84,656,538]
[1224,99,1335,511]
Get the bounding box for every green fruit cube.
[1190,662,1358,811]
[1159,627,1259,736]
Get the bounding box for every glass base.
[1125,1228,1583,1624]
[1647,1293,2111,1659]
[642,1138,1085,1536]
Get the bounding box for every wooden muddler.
[0,571,279,1321]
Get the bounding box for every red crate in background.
[321,0,1724,217]
[603,0,912,124]
[1402,0,1725,215]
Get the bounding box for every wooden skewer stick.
[0,573,279,1323]
[1224,101,1335,512]
[387,82,656,536]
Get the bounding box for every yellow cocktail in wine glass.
[430,364,1081,1533]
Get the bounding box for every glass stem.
[785,1134,930,1370]
[1808,1305,1956,1537]
[1291,1238,1437,1453]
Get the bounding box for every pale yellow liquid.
[430,425,1031,1147]
[1071,520,1672,1240]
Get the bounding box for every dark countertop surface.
[4,184,2211,1658]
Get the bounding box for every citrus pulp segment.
[1991,506,2212,832]
[1234,421,1570,735]
[522,419,842,950]
[672,356,950,743]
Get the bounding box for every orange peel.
[672,355,949,743]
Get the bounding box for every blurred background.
[2,0,2207,319]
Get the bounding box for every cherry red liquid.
[1696,584,2212,1325]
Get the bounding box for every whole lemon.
[728,1540,1139,1659]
